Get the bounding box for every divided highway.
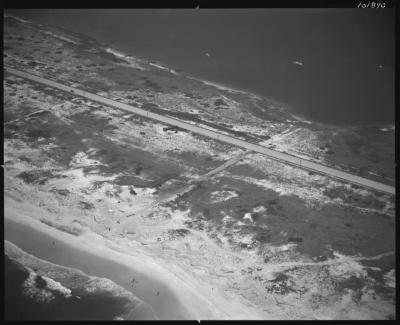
[5,66,395,195]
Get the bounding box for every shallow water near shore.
[4,217,188,320]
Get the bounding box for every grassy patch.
[17,170,62,185]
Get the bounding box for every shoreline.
[4,193,269,320]
[1,13,333,127]
[3,213,195,319]
[5,12,393,128]
[5,240,157,320]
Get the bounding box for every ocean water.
[4,218,186,319]
[7,9,395,126]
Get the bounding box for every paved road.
[5,67,395,195]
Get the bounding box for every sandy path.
[196,150,251,181]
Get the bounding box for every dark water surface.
[7,9,395,125]
[4,217,188,320]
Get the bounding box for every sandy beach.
[4,202,266,320]
[4,212,194,319]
